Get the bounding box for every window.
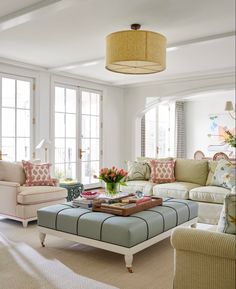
[0,75,34,161]
[141,103,175,158]
[53,84,102,187]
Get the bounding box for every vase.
[105,182,120,197]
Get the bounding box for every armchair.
[171,226,236,289]
[0,160,67,227]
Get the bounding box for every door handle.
[156,146,159,155]
[79,148,86,159]
[0,150,7,160]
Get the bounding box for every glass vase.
[105,182,120,197]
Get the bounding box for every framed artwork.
[207,113,235,153]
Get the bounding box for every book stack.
[72,197,93,209]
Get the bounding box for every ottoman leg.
[39,232,46,247]
[124,254,133,273]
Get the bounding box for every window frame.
[0,73,35,161]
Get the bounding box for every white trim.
[0,214,37,227]
[38,217,198,272]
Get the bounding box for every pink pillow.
[22,160,55,186]
[149,159,176,183]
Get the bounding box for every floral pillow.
[127,161,151,181]
[211,159,236,189]
[22,160,55,186]
[217,189,236,235]
[149,159,176,183]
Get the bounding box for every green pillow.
[127,161,150,181]
[217,189,236,235]
[211,159,236,189]
[175,159,208,186]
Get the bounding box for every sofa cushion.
[175,159,208,186]
[210,159,236,189]
[217,190,236,235]
[153,182,201,199]
[0,161,26,185]
[149,159,175,183]
[127,161,150,181]
[189,186,230,204]
[206,160,218,186]
[17,186,67,205]
[120,180,155,196]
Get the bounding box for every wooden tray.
[92,197,162,216]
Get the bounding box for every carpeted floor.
[0,218,174,289]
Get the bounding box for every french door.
[53,84,102,188]
[0,74,34,161]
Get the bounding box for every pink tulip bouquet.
[94,166,128,186]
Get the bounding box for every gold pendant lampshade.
[105,24,166,74]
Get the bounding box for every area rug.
[0,218,174,289]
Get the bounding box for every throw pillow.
[211,159,236,189]
[22,160,55,186]
[217,188,236,235]
[149,159,176,183]
[206,160,218,186]
[127,161,151,181]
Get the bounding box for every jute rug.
[0,218,174,289]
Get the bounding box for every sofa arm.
[0,181,20,216]
[0,180,20,187]
[171,227,236,260]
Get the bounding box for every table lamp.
[35,139,51,162]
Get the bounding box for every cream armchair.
[0,161,67,227]
[171,227,236,289]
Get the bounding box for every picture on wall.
[207,113,236,154]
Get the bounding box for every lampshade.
[106,24,166,74]
[225,101,234,111]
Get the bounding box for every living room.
[0,1,235,289]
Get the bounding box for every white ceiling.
[0,0,235,86]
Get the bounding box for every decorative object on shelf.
[225,101,236,120]
[59,181,84,201]
[106,23,166,74]
[35,139,51,162]
[94,166,128,196]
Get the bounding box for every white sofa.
[0,161,67,227]
[121,158,233,224]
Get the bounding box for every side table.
[59,181,84,201]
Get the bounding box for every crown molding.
[119,67,235,88]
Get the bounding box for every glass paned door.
[80,89,101,187]
[0,76,33,161]
[54,85,77,180]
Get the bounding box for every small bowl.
[80,191,98,199]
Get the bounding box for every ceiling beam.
[49,31,235,72]
[0,0,74,32]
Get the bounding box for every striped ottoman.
[37,198,198,272]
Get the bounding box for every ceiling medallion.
[106,24,166,74]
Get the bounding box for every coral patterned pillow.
[149,160,176,183]
[22,161,55,186]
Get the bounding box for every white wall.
[0,62,125,169]
[123,71,235,161]
[185,91,235,158]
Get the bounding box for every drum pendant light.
[106,24,166,74]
